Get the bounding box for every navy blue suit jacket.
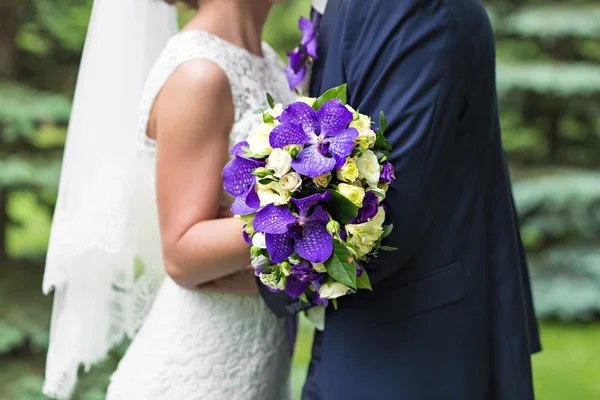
[260,1,541,399]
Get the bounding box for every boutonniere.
[285,10,322,91]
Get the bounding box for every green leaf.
[382,224,394,239]
[258,178,276,185]
[379,111,387,133]
[323,190,359,225]
[356,269,373,290]
[324,241,357,289]
[266,93,275,109]
[312,84,348,111]
[332,298,338,309]
[375,128,392,151]
[379,245,398,252]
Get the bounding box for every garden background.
[0,0,599,399]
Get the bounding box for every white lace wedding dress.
[105,31,295,400]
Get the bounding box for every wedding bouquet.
[222,84,396,307]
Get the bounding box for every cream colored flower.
[252,232,267,249]
[300,97,316,107]
[311,262,327,273]
[319,282,350,299]
[351,113,376,151]
[338,183,365,207]
[356,150,381,186]
[260,272,286,291]
[345,207,386,257]
[257,181,291,206]
[280,172,302,192]
[247,122,274,155]
[336,157,360,182]
[267,103,284,118]
[312,173,332,188]
[266,148,293,178]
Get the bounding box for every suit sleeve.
[342,1,465,285]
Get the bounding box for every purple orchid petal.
[265,233,295,264]
[312,280,329,308]
[380,161,396,184]
[291,192,333,218]
[253,204,296,234]
[242,231,252,245]
[353,191,379,224]
[280,102,320,135]
[294,221,333,263]
[291,260,325,282]
[304,37,318,60]
[299,17,315,44]
[230,141,249,157]
[222,156,261,197]
[269,121,311,149]
[287,48,304,73]
[306,205,331,224]
[285,64,306,91]
[285,275,312,299]
[328,128,359,168]
[230,184,260,215]
[291,145,337,178]
[316,99,353,136]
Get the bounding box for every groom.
[260,0,542,399]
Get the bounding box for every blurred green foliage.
[0,0,599,399]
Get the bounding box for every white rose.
[279,172,302,192]
[267,103,284,118]
[356,150,381,186]
[266,148,293,178]
[257,181,291,206]
[319,282,350,299]
[252,232,267,249]
[247,122,274,155]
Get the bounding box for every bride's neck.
[186,0,272,57]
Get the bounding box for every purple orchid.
[222,141,262,215]
[352,191,379,224]
[285,260,325,298]
[252,192,333,264]
[269,100,358,178]
[285,13,321,91]
[380,161,396,184]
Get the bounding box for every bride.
[42,0,295,399]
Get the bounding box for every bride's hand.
[197,266,258,294]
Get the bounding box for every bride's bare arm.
[153,59,250,289]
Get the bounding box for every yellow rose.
[257,181,290,206]
[319,282,350,299]
[312,173,332,188]
[247,122,273,155]
[335,157,360,182]
[338,183,365,207]
[300,97,316,107]
[356,150,381,186]
[351,113,376,151]
[345,207,386,257]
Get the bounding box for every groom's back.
[307,1,539,399]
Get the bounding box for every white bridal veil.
[42,1,178,398]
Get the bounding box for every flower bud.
[250,245,262,258]
[253,167,271,178]
[279,261,292,276]
[326,220,341,235]
[288,145,301,158]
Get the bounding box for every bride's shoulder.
[261,42,285,68]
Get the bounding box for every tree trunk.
[0,3,22,77]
